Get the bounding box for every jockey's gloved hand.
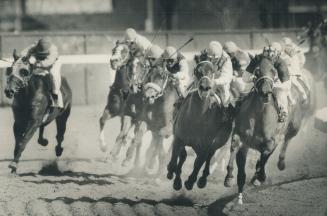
[28,56,37,65]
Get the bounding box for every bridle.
[111,43,130,69]
[143,66,169,101]
[195,60,215,87]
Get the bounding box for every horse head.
[194,60,217,100]
[110,41,130,70]
[143,64,169,104]
[253,57,276,103]
[4,50,35,98]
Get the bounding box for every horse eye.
[19,69,30,77]
[6,67,12,76]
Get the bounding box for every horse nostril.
[4,89,14,97]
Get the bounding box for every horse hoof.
[173,177,182,190]
[252,179,262,187]
[197,177,207,189]
[224,176,234,187]
[277,160,286,171]
[38,138,49,146]
[55,146,64,157]
[184,180,194,191]
[8,162,17,173]
[167,172,174,180]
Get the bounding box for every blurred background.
[1,0,326,31]
[0,0,326,106]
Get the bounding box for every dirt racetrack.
[0,82,327,216]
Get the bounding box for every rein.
[254,75,275,93]
[144,69,169,100]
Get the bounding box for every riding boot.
[51,93,59,108]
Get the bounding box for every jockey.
[145,44,164,68]
[124,28,152,57]
[21,38,62,108]
[280,37,309,103]
[223,41,253,96]
[223,41,251,75]
[247,42,291,122]
[201,41,234,108]
[162,46,189,98]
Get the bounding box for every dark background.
[0,0,326,32]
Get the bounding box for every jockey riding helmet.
[207,41,223,59]
[125,28,137,42]
[162,46,178,65]
[35,37,52,58]
[223,41,239,55]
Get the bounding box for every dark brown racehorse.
[167,61,233,190]
[4,50,72,173]
[99,41,146,152]
[224,57,313,205]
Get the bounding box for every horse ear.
[13,49,19,61]
[116,40,120,45]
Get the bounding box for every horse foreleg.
[252,141,276,186]
[121,121,146,167]
[224,134,242,187]
[167,137,183,181]
[173,146,187,190]
[111,116,133,160]
[157,135,167,176]
[278,127,299,171]
[236,146,249,205]
[11,120,40,173]
[144,132,158,170]
[99,107,113,152]
[38,126,49,146]
[278,139,290,171]
[55,106,71,157]
[184,152,206,191]
[133,121,147,168]
[197,150,215,189]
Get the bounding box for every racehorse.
[167,60,233,190]
[123,63,179,174]
[110,53,148,166]
[4,50,72,173]
[99,40,146,153]
[223,57,313,205]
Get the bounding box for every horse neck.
[187,91,218,118]
[253,93,279,126]
[158,84,178,106]
[113,66,130,89]
[15,75,49,105]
